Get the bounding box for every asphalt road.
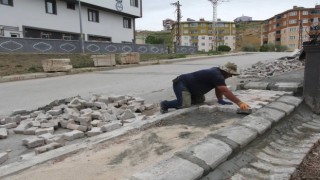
[0,52,291,116]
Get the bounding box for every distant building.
[173,18,236,52]
[162,18,175,31]
[234,15,252,23]
[0,0,142,43]
[261,5,320,50]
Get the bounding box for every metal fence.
[0,37,197,54]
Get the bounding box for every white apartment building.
[0,0,142,43]
[177,19,236,52]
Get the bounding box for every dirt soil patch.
[291,142,320,179]
[4,110,242,180]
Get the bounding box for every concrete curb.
[238,81,303,95]
[0,52,249,83]
[130,95,303,180]
[0,107,197,178]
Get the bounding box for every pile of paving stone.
[239,59,304,79]
[0,94,155,156]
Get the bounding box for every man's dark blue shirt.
[179,67,226,96]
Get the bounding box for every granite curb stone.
[130,155,204,180]
[177,138,232,169]
[213,125,258,148]
[266,101,295,115]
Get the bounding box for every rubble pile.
[239,59,304,79]
[0,95,155,158]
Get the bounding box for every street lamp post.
[208,0,218,51]
[78,0,85,53]
[208,0,228,51]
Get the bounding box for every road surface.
[0,52,290,116]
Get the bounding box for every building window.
[201,36,205,40]
[289,44,296,48]
[201,43,205,46]
[123,17,131,29]
[41,32,51,39]
[289,36,296,40]
[190,30,198,34]
[88,35,111,42]
[183,24,189,27]
[289,28,296,32]
[130,0,138,7]
[0,0,13,6]
[283,21,287,26]
[45,0,57,14]
[67,2,75,10]
[190,23,198,27]
[303,11,309,15]
[289,11,297,16]
[183,30,188,34]
[302,19,308,23]
[10,33,19,38]
[289,19,297,24]
[88,9,99,22]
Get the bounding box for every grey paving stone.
[202,169,228,180]
[255,152,303,166]
[266,102,295,115]
[244,82,270,90]
[262,146,306,160]
[86,127,102,137]
[101,122,122,132]
[35,127,54,135]
[276,96,303,107]
[23,127,38,135]
[0,152,8,164]
[251,107,285,123]
[63,130,84,141]
[131,155,204,180]
[217,161,241,176]
[214,125,258,148]
[34,142,63,155]
[236,115,272,135]
[0,123,17,129]
[230,173,247,180]
[22,137,45,148]
[13,119,32,134]
[269,142,310,154]
[305,121,320,128]
[251,160,296,174]
[181,138,232,169]
[302,123,320,131]
[239,168,268,179]
[271,82,300,92]
[0,128,8,139]
[229,152,256,168]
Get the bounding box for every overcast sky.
[136,0,320,31]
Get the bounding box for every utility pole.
[298,19,303,49]
[208,0,228,51]
[78,0,85,53]
[171,1,181,52]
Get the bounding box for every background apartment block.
[175,18,236,52]
[262,5,320,50]
[0,0,142,43]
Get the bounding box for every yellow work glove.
[237,102,250,110]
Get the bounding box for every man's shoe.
[160,101,168,114]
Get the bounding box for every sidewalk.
[0,69,307,179]
[0,52,248,83]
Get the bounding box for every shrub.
[218,45,231,52]
[242,45,258,52]
[260,44,288,52]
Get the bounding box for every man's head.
[219,62,240,78]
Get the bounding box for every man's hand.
[218,99,233,105]
[237,102,250,110]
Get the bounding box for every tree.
[145,35,164,44]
